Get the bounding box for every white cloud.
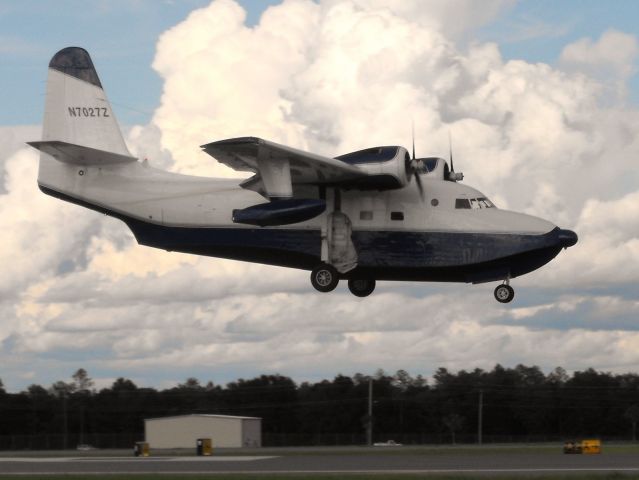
[0,148,99,296]
[560,29,638,80]
[0,126,40,193]
[1,0,639,390]
[559,29,639,100]
[337,0,515,39]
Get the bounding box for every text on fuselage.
[68,107,109,117]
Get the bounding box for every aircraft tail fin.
[38,47,133,161]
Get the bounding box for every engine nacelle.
[232,198,326,227]
[335,146,412,190]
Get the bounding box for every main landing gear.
[310,263,339,292]
[310,264,376,297]
[347,279,376,297]
[494,280,515,304]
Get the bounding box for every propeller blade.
[414,171,424,200]
[412,121,416,160]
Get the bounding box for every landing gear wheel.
[347,279,376,297]
[311,264,339,292]
[494,284,515,303]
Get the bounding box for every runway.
[2,449,639,475]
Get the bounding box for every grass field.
[3,442,639,457]
[2,444,639,479]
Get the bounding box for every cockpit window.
[414,157,439,174]
[456,197,495,209]
[478,197,494,208]
[455,199,471,209]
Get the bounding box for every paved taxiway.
[2,450,639,475]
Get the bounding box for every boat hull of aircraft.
[42,184,572,284]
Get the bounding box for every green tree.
[178,377,203,390]
[442,413,464,444]
[49,380,73,397]
[111,378,138,392]
[72,368,94,393]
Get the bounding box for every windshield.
[456,197,495,209]
[415,157,440,174]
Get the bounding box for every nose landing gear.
[494,280,515,304]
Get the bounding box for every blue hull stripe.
[40,185,564,283]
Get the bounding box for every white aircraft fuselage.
[31,47,578,302]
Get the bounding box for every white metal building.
[145,414,262,448]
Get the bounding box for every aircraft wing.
[201,137,366,198]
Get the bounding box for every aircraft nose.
[558,229,578,248]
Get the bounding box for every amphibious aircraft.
[29,47,578,303]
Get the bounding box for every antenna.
[448,131,454,173]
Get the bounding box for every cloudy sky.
[1,0,638,392]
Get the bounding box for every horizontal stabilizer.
[28,141,136,165]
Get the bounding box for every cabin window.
[455,199,471,209]
[390,211,404,221]
[431,199,439,207]
[360,211,373,220]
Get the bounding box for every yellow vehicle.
[563,439,601,454]
[197,438,213,456]
[134,442,150,457]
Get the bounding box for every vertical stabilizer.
[42,47,131,156]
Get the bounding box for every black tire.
[347,279,376,297]
[311,264,339,292]
[494,284,515,303]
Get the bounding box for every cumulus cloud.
[0,126,40,193]
[0,149,99,297]
[559,29,639,99]
[560,29,638,79]
[338,0,516,39]
[1,0,639,390]
[549,191,639,284]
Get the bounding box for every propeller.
[411,122,425,200]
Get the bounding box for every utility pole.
[477,389,483,445]
[366,378,373,446]
[80,403,85,445]
[63,393,68,450]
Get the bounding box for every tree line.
[1,364,639,449]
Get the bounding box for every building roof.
[145,414,261,422]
